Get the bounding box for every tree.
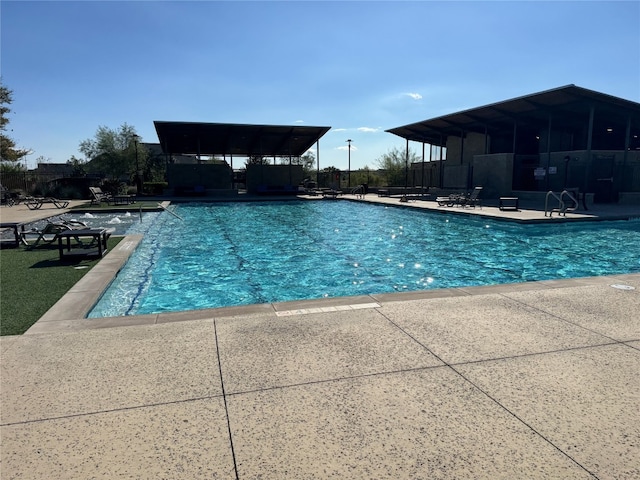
[0,80,31,165]
[79,123,148,184]
[245,155,271,166]
[299,151,315,177]
[375,146,420,186]
[67,155,87,177]
[278,151,316,177]
[317,166,341,188]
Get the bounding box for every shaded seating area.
[24,197,70,210]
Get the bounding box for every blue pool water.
[88,201,640,317]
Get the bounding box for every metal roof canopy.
[154,121,331,157]
[386,85,640,146]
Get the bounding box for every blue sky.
[2,1,639,170]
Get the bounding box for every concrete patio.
[1,196,639,479]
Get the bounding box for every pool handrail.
[157,203,184,220]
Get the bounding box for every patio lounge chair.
[89,187,113,205]
[24,197,70,210]
[436,194,460,207]
[459,186,483,208]
[22,219,87,247]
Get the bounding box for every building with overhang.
[387,85,640,204]
[154,121,330,195]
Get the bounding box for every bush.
[143,182,168,195]
[101,179,127,195]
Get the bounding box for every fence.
[0,172,99,198]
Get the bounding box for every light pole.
[346,139,352,188]
[132,134,141,194]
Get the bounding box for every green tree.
[0,80,31,165]
[143,145,167,183]
[278,151,316,177]
[375,146,420,186]
[79,123,148,184]
[350,166,382,187]
[317,166,341,188]
[67,155,87,177]
[245,155,271,166]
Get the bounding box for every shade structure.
[154,121,331,157]
[386,85,640,147]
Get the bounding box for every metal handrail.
[544,191,563,217]
[545,190,580,217]
[350,185,365,198]
[560,190,578,214]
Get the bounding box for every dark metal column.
[584,105,595,193]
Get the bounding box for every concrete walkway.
[1,197,639,479]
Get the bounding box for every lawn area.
[69,201,164,212]
[0,237,122,336]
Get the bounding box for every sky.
[2,0,639,171]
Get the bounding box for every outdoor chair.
[22,219,87,247]
[458,186,483,208]
[24,197,70,210]
[436,193,463,207]
[89,187,113,205]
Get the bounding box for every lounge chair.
[24,197,70,210]
[1,184,15,206]
[89,187,113,205]
[459,186,483,208]
[22,219,87,247]
[436,193,463,207]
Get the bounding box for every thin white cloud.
[332,128,348,132]
[405,92,423,100]
[337,145,358,151]
[294,119,304,124]
[357,127,380,133]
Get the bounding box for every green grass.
[0,238,122,336]
[70,201,164,211]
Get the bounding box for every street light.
[346,139,352,188]
[131,134,142,194]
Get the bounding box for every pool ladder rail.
[350,185,366,199]
[545,190,579,217]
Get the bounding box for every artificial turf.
[0,237,122,336]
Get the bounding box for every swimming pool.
[88,201,640,317]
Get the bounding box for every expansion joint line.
[213,319,240,480]
[376,309,600,479]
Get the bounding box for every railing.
[545,190,579,217]
[350,185,365,198]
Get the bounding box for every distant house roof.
[35,163,74,176]
[154,121,331,157]
[387,85,640,146]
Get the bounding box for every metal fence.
[0,172,95,197]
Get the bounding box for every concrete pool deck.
[1,196,639,478]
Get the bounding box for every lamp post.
[132,134,141,194]
[346,139,352,188]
